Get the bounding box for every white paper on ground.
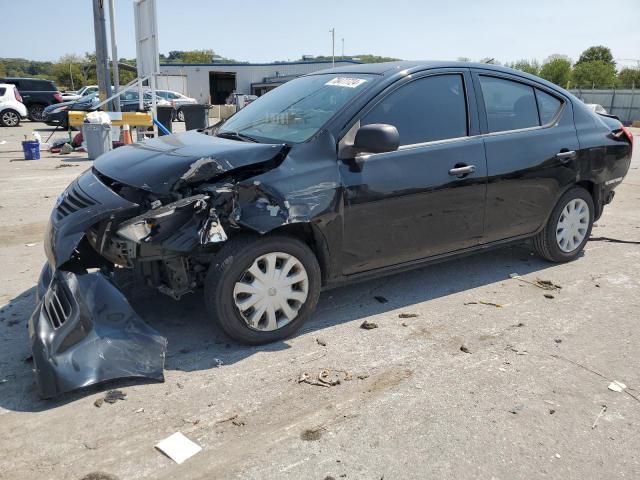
[608,380,627,393]
[155,432,202,464]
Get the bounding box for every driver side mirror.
[353,123,400,155]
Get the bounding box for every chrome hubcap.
[2,111,18,126]
[233,252,309,331]
[556,198,589,252]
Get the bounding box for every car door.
[339,70,488,275]
[472,71,580,243]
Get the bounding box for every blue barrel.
[22,140,41,160]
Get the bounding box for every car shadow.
[0,243,553,412]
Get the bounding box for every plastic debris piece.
[155,432,202,464]
[608,381,627,393]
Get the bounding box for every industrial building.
[158,60,360,104]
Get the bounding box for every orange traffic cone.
[122,124,133,145]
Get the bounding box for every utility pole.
[107,0,121,111]
[92,0,113,109]
[330,28,335,67]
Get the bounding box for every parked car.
[61,85,99,102]
[31,61,633,397]
[585,103,608,115]
[42,90,170,128]
[152,89,197,121]
[0,83,28,127]
[0,77,62,121]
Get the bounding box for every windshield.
[219,73,377,143]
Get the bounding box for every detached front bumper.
[29,263,167,399]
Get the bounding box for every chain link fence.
[570,89,640,125]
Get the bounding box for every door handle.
[556,150,576,161]
[448,165,476,177]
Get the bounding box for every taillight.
[53,91,63,103]
[14,88,22,103]
[621,126,634,146]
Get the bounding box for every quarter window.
[479,76,539,133]
[362,74,468,146]
[535,89,562,124]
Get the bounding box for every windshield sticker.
[325,77,368,88]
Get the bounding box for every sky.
[1,0,639,67]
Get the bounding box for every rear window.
[0,88,5,96]
[479,76,539,133]
[536,89,562,124]
[362,74,468,145]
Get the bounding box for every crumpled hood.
[94,130,287,194]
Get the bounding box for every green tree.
[539,58,572,87]
[576,46,615,67]
[51,54,85,90]
[180,49,214,63]
[617,68,640,88]
[572,60,616,88]
[507,59,541,76]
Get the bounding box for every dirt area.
[1,123,639,480]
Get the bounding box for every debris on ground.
[356,374,369,380]
[59,143,73,154]
[508,404,524,414]
[549,409,556,415]
[554,338,562,343]
[544,293,555,299]
[398,313,419,318]
[94,390,127,407]
[401,322,408,327]
[316,338,327,347]
[509,274,562,291]
[79,472,119,480]
[360,320,378,330]
[592,405,607,429]
[55,163,80,168]
[460,345,472,354]
[300,427,324,441]
[373,295,388,304]
[298,369,352,387]
[508,345,528,355]
[155,432,202,464]
[479,300,503,308]
[24,243,36,247]
[215,414,239,424]
[589,236,640,245]
[608,380,627,393]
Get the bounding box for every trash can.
[82,122,112,160]
[156,106,173,136]
[182,104,209,131]
[21,140,40,160]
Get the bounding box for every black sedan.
[31,61,632,397]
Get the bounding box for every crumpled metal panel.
[29,265,167,398]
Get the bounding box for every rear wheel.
[177,109,185,122]
[533,186,594,262]
[28,103,46,122]
[204,234,321,345]
[0,109,20,127]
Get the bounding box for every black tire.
[28,103,46,122]
[533,186,594,262]
[177,109,185,122]
[0,109,21,127]
[204,234,321,345]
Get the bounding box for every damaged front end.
[30,131,303,397]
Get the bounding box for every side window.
[123,91,137,101]
[479,76,539,133]
[362,74,468,146]
[0,88,6,96]
[536,89,562,124]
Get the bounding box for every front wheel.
[204,234,321,345]
[533,186,594,262]
[177,109,185,122]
